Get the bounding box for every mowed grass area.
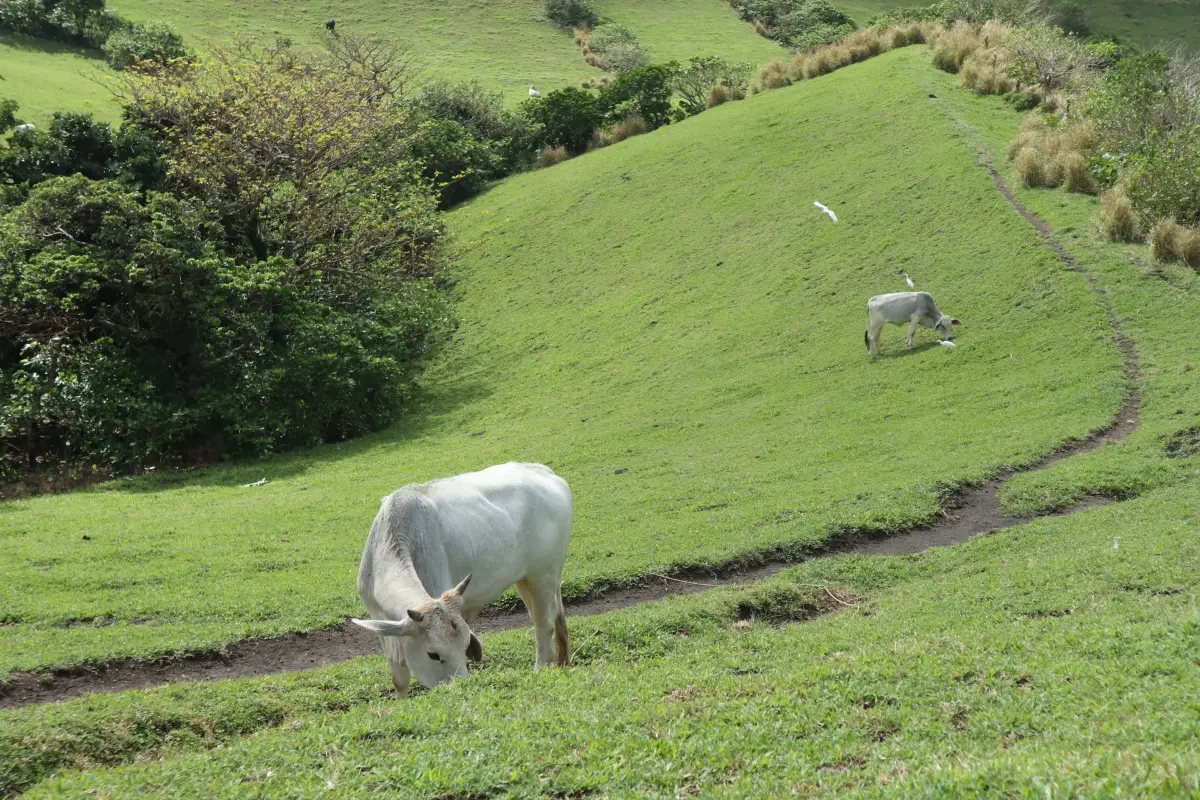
[6,481,1199,796]
[0,47,1125,678]
[0,35,120,127]
[592,0,784,64]
[4,46,1200,800]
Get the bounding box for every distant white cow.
[353,462,573,695]
[865,291,961,357]
[13,123,35,133]
[529,84,541,98]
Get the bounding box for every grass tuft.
[1100,189,1141,242]
[1150,218,1200,268]
[538,145,568,167]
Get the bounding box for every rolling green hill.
[4,42,1200,799]
[0,45,1127,677]
[2,0,782,127]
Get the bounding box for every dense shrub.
[0,39,452,481]
[1149,218,1200,268]
[585,24,648,72]
[410,119,501,208]
[0,0,123,45]
[102,21,189,71]
[596,64,674,129]
[521,87,602,155]
[672,56,753,116]
[0,110,164,197]
[1084,51,1200,225]
[729,0,855,50]
[544,0,596,29]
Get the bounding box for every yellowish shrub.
[708,84,731,107]
[888,26,909,49]
[933,21,982,73]
[1150,219,1200,268]
[1042,155,1064,188]
[538,146,568,167]
[573,27,587,45]
[1059,152,1094,194]
[1062,120,1098,155]
[727,86,746,101]
[790,53,809,79]
[759,59,791,89]
[1006,131,1038,161]
[1100,189,1141,242]
[1015,147,1044,188]
[827,45,852,69]
[804,48,836,78]
[980,19,1008,48]
[1020,114,1048,135]
[1042,133,1063,157]
[753,19,771,38]
[845,28,886,57]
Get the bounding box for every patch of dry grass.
[538,145,568,167]
[1100,189,1141,242]
[758,59,791,90]
[1150,218,1200,268]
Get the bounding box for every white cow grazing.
[865,291,961,357]
[528,84,541,98]
[13,123,35,133]
[353,462,573,695]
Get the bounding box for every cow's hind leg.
[379,635,411,696]
[868,321,884,357]
[515,577,563,669]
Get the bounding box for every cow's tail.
[864,329,870,352]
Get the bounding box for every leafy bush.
[0,0,124,45]
[586,23,648,72]
[672,56,753,116]
[102,21,189,71]
[1084,51,1200,225]
[544,0,596,29]
[0,98,19,131]
[522,87,601,155]
[0,39,452,481]
[728,0,855,50]
[596,64,674,129]
[1006,24,1105,93]
[411,119,501,208]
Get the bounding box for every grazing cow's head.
[352,575,483,688]
[935,315,962,340]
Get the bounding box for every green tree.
[522,87,602,155]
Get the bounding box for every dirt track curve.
[0,115,1141,711]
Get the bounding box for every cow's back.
[360,463,572,618]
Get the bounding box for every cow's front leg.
[906,317,919,348]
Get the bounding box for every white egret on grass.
[905,273,915,289]
[813,202,838,222]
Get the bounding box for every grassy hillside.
[4,44,1200,799]
[0,35,120,127]
[0,46,1126,677]
[592,0,784,64]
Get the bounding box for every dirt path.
[0,118,1142,712]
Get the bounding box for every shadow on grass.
[0,32,106,63]
[86,365,496,496]
[878,341,946,359]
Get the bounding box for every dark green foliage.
[0,110,166,202]
[671,56,753,116]
[102,21,189,71]
[0,98,19,132]
[1003,91,1040,111]
[1084,51,1200,224]
[543,0,596,29]
[0,176,450,477]
[412,80,539,174]
[522,87,602,155]
[585,23,648,72]
[727,0,855,50]
[1049,0,1089,36]
[596,64,674,130]
[411,119,501,208]
[0,0,123,45]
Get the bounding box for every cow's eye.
[427,651,442,662]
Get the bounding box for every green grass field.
[0,47,1130,678]
[4,30,1200,800]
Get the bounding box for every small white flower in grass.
[813,201,838,222]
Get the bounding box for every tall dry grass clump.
[758,59,791,90]
[1150,219,1200,268]
[708,84,730,106]
[1100,189,1141,242]
[752,19,771,38]
[1059,152,1094,194]
[1015,147,1047,188]
[538,145,568,167]
[932,21,982,73]
[594,116,647,148]
[572,27,587,45]
[844,28,886,61]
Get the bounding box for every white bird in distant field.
[813,201,838,223]
[938,340,956,349]
[529,84,541,98]
[905,272,915,289]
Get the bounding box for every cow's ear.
[951,319,962,326]
[466,632,483,663]
[351,617,418,637]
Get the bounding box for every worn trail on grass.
[0,110,1142,711]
